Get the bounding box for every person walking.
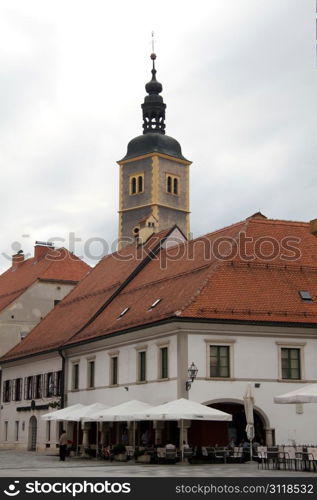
[59,429,68,461]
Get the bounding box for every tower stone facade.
[117,54,191,247]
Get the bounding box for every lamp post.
[186,362,198,391]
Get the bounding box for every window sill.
[86,386,95,390]
[278,378,302,382]
[205,377,235,381]
[157,378,169,382]
[136,380,147,385]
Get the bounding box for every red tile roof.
[2,216,317,362]
[0,247,90,314]
[0,229,174,361]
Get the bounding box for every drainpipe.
[58,349,66,409]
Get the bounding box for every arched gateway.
[188,399,272,447]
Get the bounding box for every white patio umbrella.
[243,383,255,462]
[41,403,85,421]
[84,400,152,422]
[274,383,317,404]
[62,402,110,457]
[62,402,109,421]
[85,400,153,448]
[134,398,232,462]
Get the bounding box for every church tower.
[117,53,191,247]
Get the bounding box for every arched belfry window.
[138,176,143,193]
[167,176,172,194]
[130,174,144,195]
[173,178,178,195]
[166,174,180,196]
[131,177,137,195]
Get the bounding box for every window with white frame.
[138,351,146,382]
[72,363,79,390]
[277,342,305,381]
[159,346,168,379]
[4,421,8,441]
[281,348,301,380]
[110,356,118,386]
[205,340,235,379]
[46,421,51,442]
[3,380,11,402]
[209,345,230,378]
[87,360,95,389]
[15,421,19,441]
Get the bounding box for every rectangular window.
[4,421,8,441]
[3,380,11,402]
[46,421,51,442]
[138,351,146,382]
[26,376,34,400]
[111,357,118,385]
[160,347,168,379]
[35,375,42,399]
[72,364,79,390]
[15,378,22,401]
[281,348,301,380]
[56,371,62,396]
[46,372,54,397]
[15,421,19,441]
[210,346,230,378]
[88,361,95,388]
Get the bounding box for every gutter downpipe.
[58,348,66,409]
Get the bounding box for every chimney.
[309,219,317,237]
[12,252,24,267]
[34,241,54,261]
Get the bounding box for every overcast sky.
[0,0,316,271]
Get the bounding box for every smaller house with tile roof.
[0,242,90,358]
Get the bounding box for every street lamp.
[186,362,198,391]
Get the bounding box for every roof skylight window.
[148,299,161,310]
[118,307,129,318]
[298,291,313,302]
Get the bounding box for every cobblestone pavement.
[0,450,315,477]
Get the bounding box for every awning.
[274,383,317,404]
[62,402,109,421]
[41,404,85,421]
[84,400,152,422]
[133,398,232,421]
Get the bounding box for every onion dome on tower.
[120,53,188,162]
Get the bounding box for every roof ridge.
[247,218,309,227]
[60,282,121,306]
[63,226,177,346]
[118,264,211,295]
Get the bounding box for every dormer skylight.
[298,291,313,302]
[148,299,161,310]
[118,307,129,318]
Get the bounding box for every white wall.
[67,334,178,407]
[0,355,62,453]
[187,331,317,445]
